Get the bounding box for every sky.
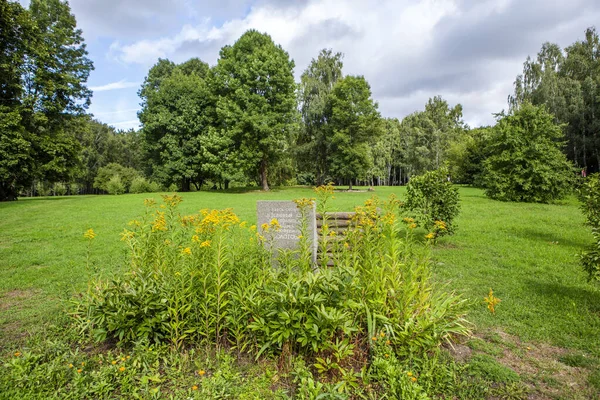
[21,0,600,130]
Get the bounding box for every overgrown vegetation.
[49,191,468,397]
[579,172,600,281]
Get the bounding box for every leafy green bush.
[147,181,161,192]
[129,177,150,194]
[579,173,600,281]
[105,175,125,195]
[482,103,574,203]
[53,182,67,196]
[403,167,460,236]
[93,163,140,193]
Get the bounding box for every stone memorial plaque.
[257,200,317,263]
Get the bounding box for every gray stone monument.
[256,200,317,264]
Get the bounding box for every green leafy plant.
[403,167,460,236]
[482,103,574,203]
[579,173,600,282]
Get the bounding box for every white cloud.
[100,0,600,127]
[90,79,140,92]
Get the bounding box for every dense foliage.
[65,193,470,397]
[403,168,460,236]
[510,27,600,174]
[483,103,574,203]
[212,30,298,191]
[0,0,93,201]
[579,173,600,281]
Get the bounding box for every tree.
[297,49,344,184]
[509,28,600,173]
[212,30,297,191]
[327,75,382,190]
[483,103,574,203]
[0,0,34,201]
[0,0,93,201]
[446,127,492,185]
[397,97,465,181]
[139,58,214,191]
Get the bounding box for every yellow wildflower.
[198,369,206,376]
[181,247,192,256]
[69,363,73,368]
[144,198,156,208]
[83,228,96,240]
[162,194,183,208]
[239,221,247,228]
[409,223,417,229]
[411,377,417,382]
[403,217,415,224]
[200,240,211,248]
[250,225,256,231]
[119,366,125,372]
[425,233,435,240]
[120,229,134,241]
[386,340,391,345]
[380,332,385,337]
[192,385,198,390]
[372,336,377,341]
[484,288,501,314]
[14,351,21,357]
[269,218,281,231]
[77,369,82,373]
[192,235,200,242]
[111,360,117,365]
[434,220,447,230]
[261,223,269,232]
[407,372,413,377]
[152,211,168,232]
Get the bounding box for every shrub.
[129,177,150,194]
[403,167,460,236]
[52,182,67,196]
[147,181,161,192]
[579,173,600,281]
[93,163,140,193]
[482,103,574,203]
[105,175,125,195]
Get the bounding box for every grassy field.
[1,186,599,397]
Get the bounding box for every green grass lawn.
[1,186,599,397]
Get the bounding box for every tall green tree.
[509,27,600,172]
[0,0,34,200]
[483,103,574,203]
[398,96,465,179]
[139,58,214,191]
[327,75,382,190]
[212,30,297,191]
[0,0,93,201]
[297,49,344,184]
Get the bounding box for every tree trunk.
[181,178,190,192]
[224,180,230,190]
[260,159,269,191]
[348,179,353,191]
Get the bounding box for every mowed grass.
[1,186,599,363]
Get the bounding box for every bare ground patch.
[458,329,598,399]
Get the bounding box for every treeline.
[1,0,598,200]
